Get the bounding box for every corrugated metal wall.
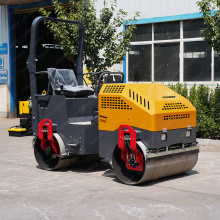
[95,0,199,20]
[0,5,9,43]
[0,5,10,118]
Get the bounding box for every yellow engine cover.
[98,84,196,132]
[19,101,30,115]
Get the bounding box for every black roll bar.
[27,16,85,134]
[97,71,124,94]
[27,16,85,85]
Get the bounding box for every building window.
[184,41,211,81]
[154,21,180,40]
[127,18,220,84]
[155,43,180,81]
[128,45,151,81]
[183,19,206,39]
[131,24,152,42]
[214,51,220,81]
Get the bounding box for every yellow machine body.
[19,101,30,115]
[98,83,196,132]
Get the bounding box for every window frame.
[126,17,220,86]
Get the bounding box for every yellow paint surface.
[98,84,196,132]
[19,101,30,115]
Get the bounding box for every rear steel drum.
[33,133,100,170]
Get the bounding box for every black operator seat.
[48,68,94,97]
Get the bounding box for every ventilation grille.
[164,114,190,120]
[101,97,132,110]
[162,103,188,110]
[129,89,150,110]
[103,85,125,93]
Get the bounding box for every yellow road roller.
[27,17,198,185]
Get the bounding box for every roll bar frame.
[27,16,85,133]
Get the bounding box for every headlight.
[186,129,191,138]
[161,133,167,141]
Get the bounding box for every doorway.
[14,10,75,115]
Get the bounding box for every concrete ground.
[0,118,220,220]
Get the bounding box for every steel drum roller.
[34,133,100,171]
[112,141,199,185]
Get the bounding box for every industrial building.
[0,0,218,118]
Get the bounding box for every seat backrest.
[48,68,94,97]
[48,68,78,91]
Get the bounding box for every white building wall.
[95,0,200,72]
[0,5,10,118]
[96,0,200,21]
